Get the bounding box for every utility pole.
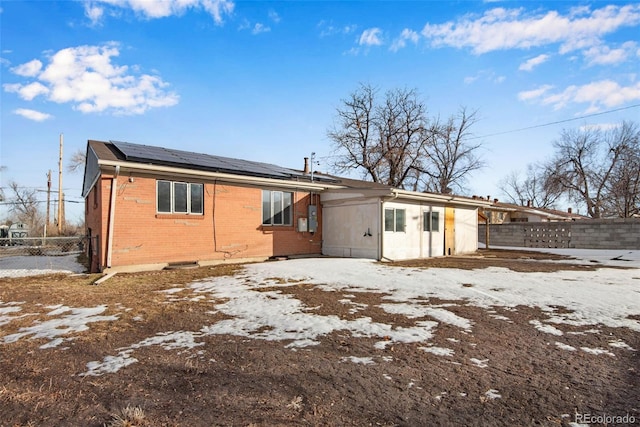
[57,133,64,234]
[45,170,51,238]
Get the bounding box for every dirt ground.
[0,249,638,426]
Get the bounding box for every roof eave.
[97,159,344,191]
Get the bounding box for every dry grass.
[0,263,242,313]
[387,248,629,272]
[106,405,147,427]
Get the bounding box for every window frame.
[384,208,406,232]
[423,211,440,232]
[156,180,204,215]
[262,190,293,226]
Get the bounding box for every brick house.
[82,140,491,273]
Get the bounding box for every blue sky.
[1,0,639,223]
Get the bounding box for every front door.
[444,206,455,256]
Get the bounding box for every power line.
[470,103,640,140]
[0,199,83,206]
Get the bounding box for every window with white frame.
[157,180,203,214]
[262,190,293,226]
[384,208,405,232]
[423,211,440,232]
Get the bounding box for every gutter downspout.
[429,205,433,258]
[106,165,119,270]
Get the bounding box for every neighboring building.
[478,198,589,224]
[82,140,491,273]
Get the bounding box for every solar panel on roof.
[109,140,329,182]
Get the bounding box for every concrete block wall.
[479,218,640,250]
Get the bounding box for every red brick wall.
[86,172,322,271]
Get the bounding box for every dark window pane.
[190,184,203,214]
[384,209,394,231]
[157,181,171,213]
[423,211,430,231]
[283,192,292,225]
[273,191,283,225]
[432,212,440,232]
[174,182,188,213]
[262,190,271,225]
[396,209,405,232]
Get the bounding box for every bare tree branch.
[67,149,86,174]
[498,163,563,208]
[545,121,640,218]
[7,181,43,231]
[415,107,485,193]
[328,85,484,193]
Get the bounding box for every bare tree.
[601,121,640,217]
[7,181,43,232]
[546,121,639,218]
[415,107,484,193]
[328,83,429,188]
[498,163,563,208]
[67,149,86,174]
[328,84,483,193]
[0,165,6,202]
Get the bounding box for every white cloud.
[583,41,637,66]
[421,4,640,56]
[519,54,550,71]
[390,28,420,52]
[464,75,478,85]
[317,20,357,38]
[84,3,104,26]
[3,81,49,100]
[359,28,383,46]
[520,80,640,112]
[83,0,234,24]
[464,70,506,85]
[517,84,554,101]
[11,59,43,77]
[268,9,280,24]
[13,108,53,122]
[3,43,179,115]
[252,23,270,35]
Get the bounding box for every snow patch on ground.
[419,346,455,357]
[0,302,27,326]
[581,347,616,357]
[530,319,564,336]
[2,305,118,349]
[380,303,473,331]
[341,356,375,365]
[484,389,501,400]
[2,248,638,376]
[470,358,489,368]
[555,342,577,351]
[608,340,636,351]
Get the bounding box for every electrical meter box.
[308,205,318,233]
[297,217,308,232]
